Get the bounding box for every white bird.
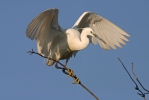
[26,8,130,67]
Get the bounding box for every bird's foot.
[67,68,80,84]
[62,68,80,84]
[67,68,74,77]
[72,75,80,84]
[55,63,80,84]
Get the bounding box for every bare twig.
[118,58,137,86]
[27,49,99,100]
[132,63,149,94]
[118,58,149,100]
[27,49,67,69]
[79,82,99,100]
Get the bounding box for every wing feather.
[73,12,130,50]
[26,8,65,58]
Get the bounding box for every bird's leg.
[54,60,74,77]
[55,62,70,75]
[63,59,80,84]
[55,62,66,70]
[64,59,74,77]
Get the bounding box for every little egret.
[26,8,130,76]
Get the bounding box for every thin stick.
[118,58,147,99]
[27,49,67,69]
[79,82,99,100]
[118,58,138,86]
[27,49,99,100]
[132,63,149,93]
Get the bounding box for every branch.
[118,58,138,86]
[27,49,67,69]
[27,49,99,100]
[132,63,149,94]
[118,58,148,100]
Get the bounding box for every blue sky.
[0,0,149,100]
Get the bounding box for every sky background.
[0,0,149,100]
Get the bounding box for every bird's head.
[82,28,95,37]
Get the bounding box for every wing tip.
[124,33,131,37]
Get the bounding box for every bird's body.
[26,8,130,66]
[46,28,93,66]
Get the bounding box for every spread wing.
[73,12,130,50]
[26,8,65,57]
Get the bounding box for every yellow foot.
[67,68,74,77]
[66,68,81,84]
[72,76,80,84]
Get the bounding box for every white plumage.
[26,8,130,66]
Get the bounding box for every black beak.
[94,34,106,44]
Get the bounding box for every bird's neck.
[77,33,90,50]
[67,29,90,51]
[73,33,89,50]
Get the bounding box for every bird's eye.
[90,31,93,33]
